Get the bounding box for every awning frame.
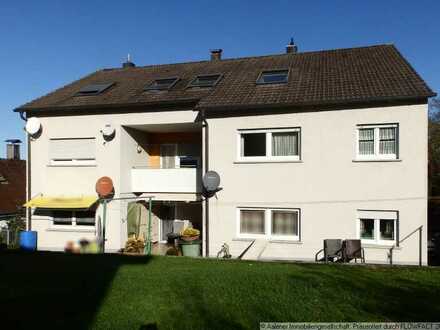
[24,196,98,209]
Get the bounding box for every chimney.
[286,38,298,54]
[5,139,21,160]
[122,54,136,68]
[210,49,222,61]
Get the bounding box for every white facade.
[29,109,201,251]
[207,104,428,265]
[27,103,428,264]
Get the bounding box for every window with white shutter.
[49,138,96,166]
[51,210,96,227]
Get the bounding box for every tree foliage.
[429,98,440,196]
[7,208,26,248]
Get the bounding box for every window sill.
[232,237,255,242]
[47,227,95,233]
[269,239,302,244]
[47,164,97,168]
[232,237,302,244]
[362,244,399,250]
[352,159,401,163]
[234,160,303,164]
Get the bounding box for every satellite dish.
[202,171,222,197]
[25,117,42,136]
[101,124,115,141]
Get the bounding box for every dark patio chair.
[343,239,365,263]
[315,239,343,262]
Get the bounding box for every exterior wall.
[29,109,199,252]
[28,103,429,265]
[207,104,428,265]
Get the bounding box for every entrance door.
[160,144,177,169]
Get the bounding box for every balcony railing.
[131,167,202,193]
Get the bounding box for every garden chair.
[343,239,365,263]
[315,239,343,262]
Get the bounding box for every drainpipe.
[19,111,31,231]
[201,109,209,257]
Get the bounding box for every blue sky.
[1,1,439,158]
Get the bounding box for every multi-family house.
[15,42,436,264]
[0,140,25,223]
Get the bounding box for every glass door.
[160,144,178,169]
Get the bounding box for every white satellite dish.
[101,124,115,141]
[25,117,42,136]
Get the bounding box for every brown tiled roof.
[0,160,26,216]
[15,44,435,114]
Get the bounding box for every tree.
[429,98,440,196]
[6,207,26,248]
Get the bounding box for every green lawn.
[1,251,439,329]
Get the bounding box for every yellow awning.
[24,196,98,209]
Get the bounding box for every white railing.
[131,167,201,193]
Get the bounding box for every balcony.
[131,167,202,194]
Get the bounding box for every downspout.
[19,111,31,230]
[201,109,209,257]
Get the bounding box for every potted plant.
[124,236,145,254]
[179,227,201,257]
[180,227,200,242]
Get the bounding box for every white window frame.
[49,137,96,166]
[237,128,301,162]
[355,124,398,160]
[356,211,397,246]
[51,210,96,229]
[236,207,300,241]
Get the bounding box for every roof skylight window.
[76,82,114,96]
[188,74,222,88]
[256,70,289,84]
[145,77,179,91]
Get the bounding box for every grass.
[1,251,440,329]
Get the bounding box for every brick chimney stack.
[286,38,298,54]
[122,54,136,68]
[210,49,223,61]
[5,139,21,160]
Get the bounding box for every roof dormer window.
[256,70,289,84]
[145,77,179,91]
[76,82,114,96]
[188,74,222,88]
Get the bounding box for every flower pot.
[181,235,200,242]
[179,239,201,257]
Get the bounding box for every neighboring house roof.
[15,44,436,114]
[0,160,26,216]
